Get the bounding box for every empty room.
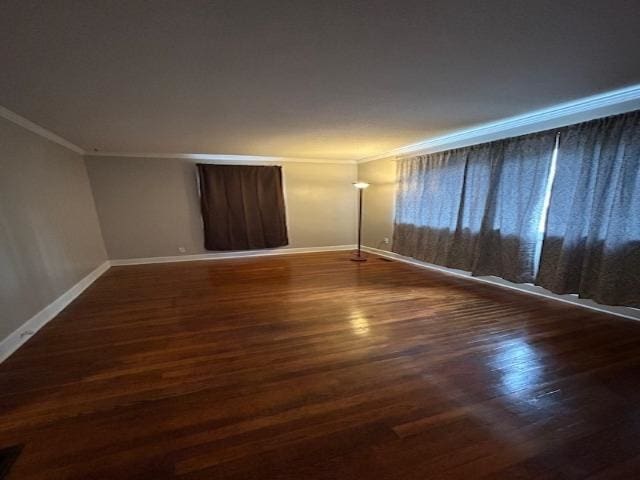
[2,1,640,478]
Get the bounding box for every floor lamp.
[351,181,370,262]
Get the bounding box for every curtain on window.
[536,110,640,308]
[393,149,468,266]
[197,164,289,251]
[393,131,556,283]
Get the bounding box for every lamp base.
[350,250,368,262]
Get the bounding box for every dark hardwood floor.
[2,251,640,479]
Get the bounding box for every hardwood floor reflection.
[1,251,640,479]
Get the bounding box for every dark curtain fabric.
[536,110,640,307]
[472,132,556,282]
[393,131,556,283]
[197,164,289,251]
[393,149,468,266]
[445,143,494,271]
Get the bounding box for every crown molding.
[358,83,640,163]
[0,105,85,154]
[6,83,640,165]
[85,151,357,165]
[0,103,355,164]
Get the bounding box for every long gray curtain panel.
[393,131,556,283]
[536,110,640,307]
[393,148,469,267]
[197,164,289,251]
[471,132,556,282]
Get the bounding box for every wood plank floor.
[2,251,640,479]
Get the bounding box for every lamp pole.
[357,187,363,257]
[351,182,369,262]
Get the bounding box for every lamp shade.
[353,181,370,189]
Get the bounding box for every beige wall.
[357,158,397,251]
[0,117,107,341]
[85,156,358,259]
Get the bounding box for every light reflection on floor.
[493,338,543,397]
[349,309,370,336]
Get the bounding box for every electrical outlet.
[383,237,390,244]
[178,247,186,253]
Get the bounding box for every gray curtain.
[393,149,468,266]
[393,131,556,283]
[536,110,640,308]
[472,132,556,282]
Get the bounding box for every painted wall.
[358,157,396,251]
[85,156,358,259]
[0,117,107,341]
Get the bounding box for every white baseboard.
[362,246,640,322]
[0,247,356,362]
[110,245,357,266]
[0,261,111,363]
[3,245,636,364]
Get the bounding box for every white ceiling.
[1,0,639,160]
